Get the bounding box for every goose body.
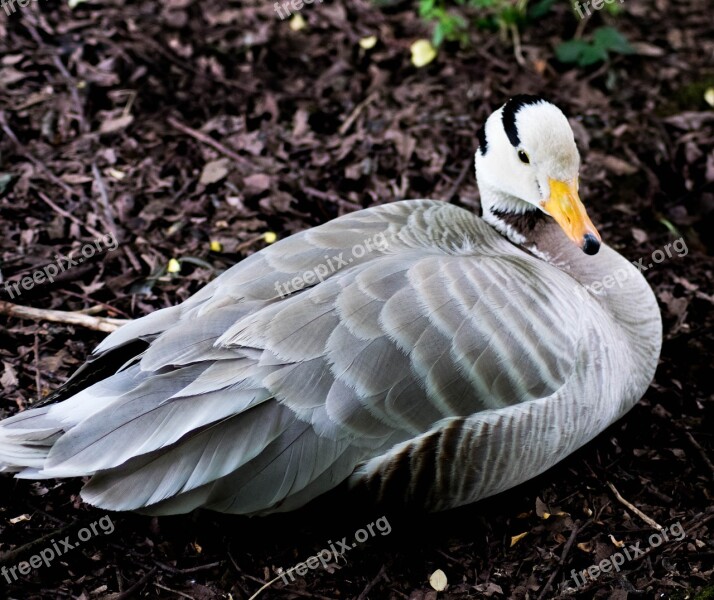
[0,97,662,515]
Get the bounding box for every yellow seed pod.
[167,258,181,273]
[410,39,437,68]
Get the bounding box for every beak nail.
[582,233,601,255]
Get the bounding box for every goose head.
[475,95,602,255]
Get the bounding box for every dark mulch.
[0,0,712,598]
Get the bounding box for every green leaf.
[555,39,587,63]
[593,26,632,54]
[0,173,12,196]
[604,2,623,16]
[433,21,446,46]
[418,0,436,17]
[475,15,498,31]
[469,0,496,7]
[499,5,523,25]
[578,43,609,66]
[528,0,556,19]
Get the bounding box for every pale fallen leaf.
[474,582,504,596]
[108,168,126,180]
[10,514,31,524]
[167,258,181,274]
[210,240,223,252]
[199,158,230,185]
[705,88,714,108]
[1,363,18,388]
[510,532,528,547]
[535,496,549,518]
[0,67,29,86]
[629,41,666,57]
[600,154,638,176]
[631,227,648,244]
[61,173,94,184]
[410,39,437,68]
[359,35,377,50]
[243,173,271,195]
[99,114,134,134]
[429,569,447,591]
[609,534,625,548]
[289,14,307,31]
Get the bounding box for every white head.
[475,95,601,255]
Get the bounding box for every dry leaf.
[289,14,307,31]
[601,154,638,176]
[61,173,94,184]
[99,114,134,134]
[1,362,18,388]
[200,158,230,185]
[510,532,528,547]
[632,227,648,244]
[167,258,181,273]
[243,173,271,195]
[359,35,377,50]
[410,40,437,68]
[429,569,447,591]
[10,514,31,524]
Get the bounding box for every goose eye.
[518,150,530,164]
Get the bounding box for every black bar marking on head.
[477,123,488,155]
[501,94,548,147]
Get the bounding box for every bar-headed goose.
[0,96,661,515]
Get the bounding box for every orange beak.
[541,178,601,255]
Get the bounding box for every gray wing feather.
[0,200,586,514]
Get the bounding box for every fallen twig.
[445,157,473,203]
[684,431,714,478]
[536,520,590,600]
[36,190,108,241]
[356,564,387,600]
[167,116,252,166]
[153,583,196,599]
[92,162,118,239]
[0,301,129,333]
[0,111,78,199]
[607,481,662,530]
[338,92,378,136]
[113,567,158,600]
